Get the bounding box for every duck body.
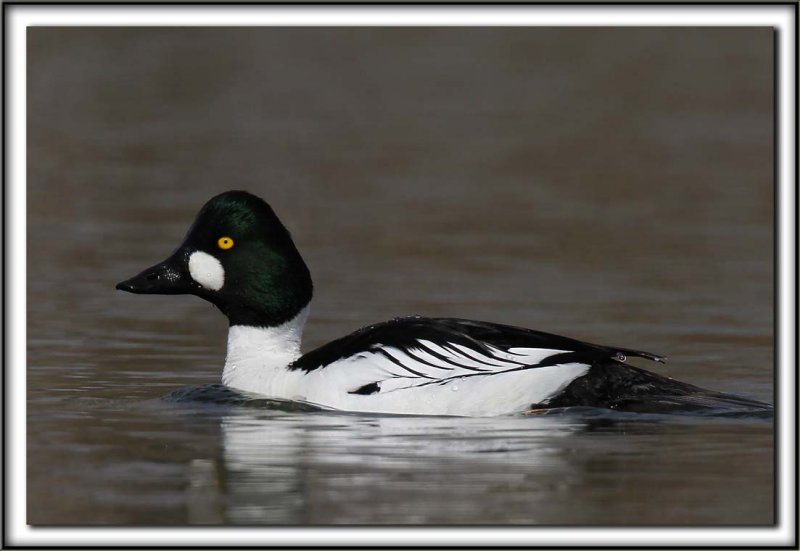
[116,190,771,417]
[223,313,597,416]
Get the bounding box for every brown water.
[27,27,774,525]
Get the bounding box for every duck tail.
[540,361,773,416]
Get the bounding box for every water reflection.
[164,392,769,525]
[207,410,587,524]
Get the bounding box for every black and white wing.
[290,317,665,396]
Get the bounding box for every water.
[26,27,774,525]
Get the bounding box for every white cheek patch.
[188,251,225,291]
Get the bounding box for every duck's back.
[291,316,663,372]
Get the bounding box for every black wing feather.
[289,316,664,373]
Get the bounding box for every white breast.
[222,307,310,400]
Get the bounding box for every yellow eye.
[217,236,235,250]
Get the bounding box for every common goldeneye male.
[117,191,769,416]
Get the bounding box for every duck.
[116,190,770,416]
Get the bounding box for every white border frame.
[6,4,796,548]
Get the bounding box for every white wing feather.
[309,340,574,395]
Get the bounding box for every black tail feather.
[538,361,772,415]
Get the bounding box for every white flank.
[188,250,225,291]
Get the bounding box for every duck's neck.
[222,305,310,393]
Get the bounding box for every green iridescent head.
[117,190,313,327]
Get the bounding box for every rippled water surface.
[26,27,774,526]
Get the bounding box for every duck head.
[116,190,313,327]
